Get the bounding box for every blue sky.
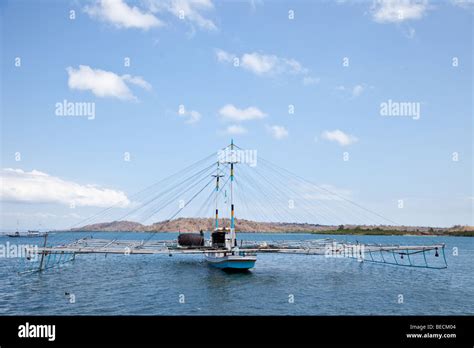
[0,0,472,230]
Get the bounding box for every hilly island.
[69,218,474,237]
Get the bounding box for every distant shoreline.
[63,218,474,237]
[43,228,474,237]
[310,229,474,237]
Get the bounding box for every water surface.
[0,232,472,315]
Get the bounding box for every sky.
[0,0,472,230]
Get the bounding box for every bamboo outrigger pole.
[38,233,48,271]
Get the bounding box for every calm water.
[0,232,473,315]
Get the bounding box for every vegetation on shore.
[312,226,474,237]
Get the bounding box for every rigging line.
[247,162,338,225]
[257,156,399,226]
[70,152,216,228]
[233,167,275,222]
[241,162,317,224]
[256,158,375,225]
[121,161,217,221]
[69,152,217,229]
[138,165,219,224]
[237,168,288,223]
[195,187,215,218]
[211,174,231,219]
[205,171,231,221]
[235,167,287,223]
[139,167,219,223]
[142,177,216,244]
[212,174,231,224]
[233,177,267,224]
[117,162,217,223]
[198,173,231,224]
[136,164,219,223]
[253,160,342,223]
[227,147,359,224]
[195,184,218,219]
[230,178,245,220]
[231,145,351,223]
[232,143,394,224]
[255,160,368,225]
[263,157,396,226]
[240,165,299,223]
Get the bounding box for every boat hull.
[7,233,46,238]
[205,252,256,270]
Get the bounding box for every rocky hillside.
[72,218,328,233]
[70,218,474,236]
[71,220,145,232]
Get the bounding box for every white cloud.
[240,52,278,75]
[241,52,307,75]
[267,125,289,140]
[218,104,267,122]
[85,0,217,31]
[147,0,217,31]
[303,76,320,86]
[66,65,151,100]
[1,212,82,219]
[121,74,152,90]
[164,0,216,30]
[2,212,58,218]
[84,0,163,30]
[0,168,130,207]
[352,84,365,97]
[178,108,201,124]
[215,48,236,63]
[371,0,429,23]
[336,84,367,98]
[225,124,247,135]
[216,49,316,83]
[321,130,358,146]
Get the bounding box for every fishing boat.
[7,230,47,238]
[203,140,256,270]
[17,141,448,274]
[26,230,46,237]
[6,231,20,238]
[7,220,21,237]
[204,228,257,270]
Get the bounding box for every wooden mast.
[230,139,235,248]
[212,163,223,231]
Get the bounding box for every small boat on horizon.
[7,230,47,238]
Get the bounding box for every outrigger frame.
[19,236,447,274]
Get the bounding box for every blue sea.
[0,232,473,315]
